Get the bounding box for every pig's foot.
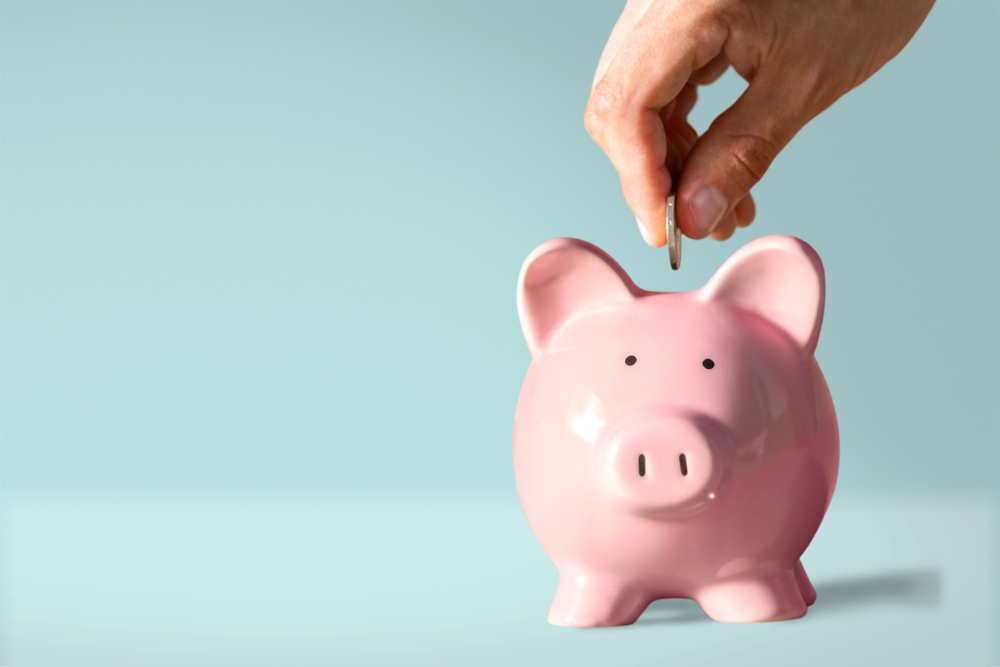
[548,572,648,627]
[695,569,807,623]
[794,560,817,607]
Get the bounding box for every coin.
[667,193,681,270]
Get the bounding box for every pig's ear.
[517,238,640,357]
[701,235,825,356]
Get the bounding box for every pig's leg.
[547,571,648,627]
[694,569,807,623]
[794,560,817,606]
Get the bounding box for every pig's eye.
[702,359,715,369]
[625,355,637,366]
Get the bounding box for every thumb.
[675,74,810,239]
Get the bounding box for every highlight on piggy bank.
[512,235,839,626]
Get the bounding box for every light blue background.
[1,1,997,665]
[2,1,998,501]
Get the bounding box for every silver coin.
[667,193,681,270]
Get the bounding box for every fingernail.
[635,215,655,246]
[690,187,728,236]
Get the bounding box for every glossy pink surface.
[513,235,838,626]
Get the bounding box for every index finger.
[584,5,727,246]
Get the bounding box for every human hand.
[585,0,935,245]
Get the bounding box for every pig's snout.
[603,414,720,513]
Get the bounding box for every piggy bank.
[513,235,838,626]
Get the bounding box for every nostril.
[679,453,688,476]
[638,454,646,477]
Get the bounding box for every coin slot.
[638,454,646,477]
[679,453,688,476]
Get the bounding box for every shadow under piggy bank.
[634,598,711,625]
[634,569,941,625]
[807,569,942,617]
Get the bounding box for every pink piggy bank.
[513,235,838,626]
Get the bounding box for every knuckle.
[583,106,602,139]
[585,78,627,132]
[727,133,779,189]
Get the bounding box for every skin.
[585,0,936,246]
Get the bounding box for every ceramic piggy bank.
[513,235,838,626]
